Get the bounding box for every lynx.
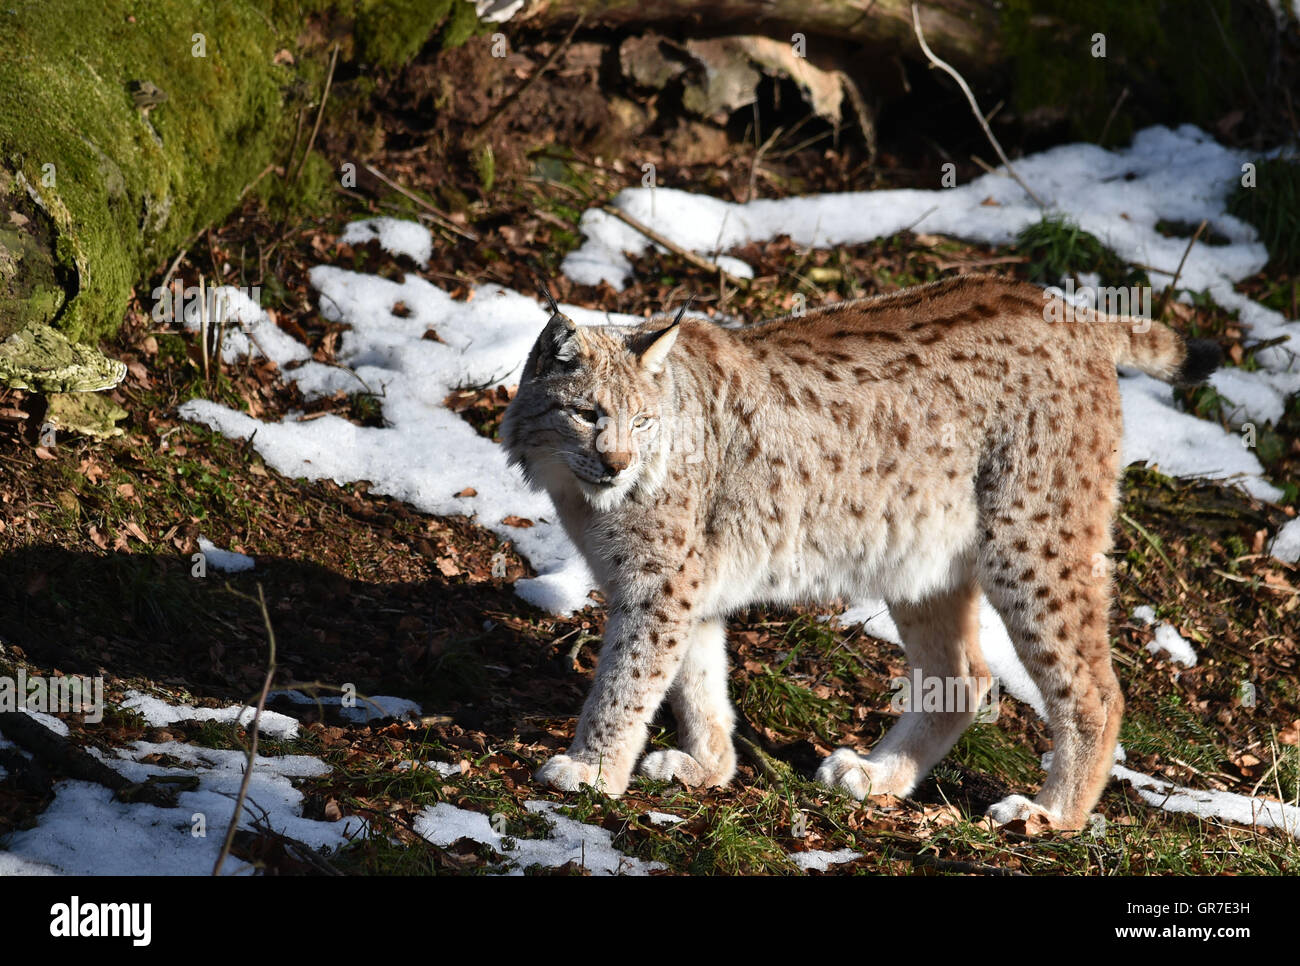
[501,275,1219,830]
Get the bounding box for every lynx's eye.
[567,406,599,425]
[631,413,652,430]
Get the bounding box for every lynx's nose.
[602,451,632,475]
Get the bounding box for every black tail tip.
[1176,339,1222,385]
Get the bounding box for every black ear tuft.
[1175,338,1222,386]
[531,309,581,377]
[536,280,562,317]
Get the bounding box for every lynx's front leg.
[536,597,695,796]
[640,618,737,788]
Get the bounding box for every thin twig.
[363,163,478,241]
[160,247,188,296]
[236,162,278,205]
[599,204,749,289]
[735,734,789,785]
[1156,218,1207,320]
[213,583,278,877]
[836,70,878,166]
[911,3,1045,209]
[198,276,210,385]
[747,126,783,203]
[1098,86,1130,147]
[1118,511,1191,594]
[475,14,584,134]
[292,43,338,184]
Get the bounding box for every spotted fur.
[501,274,1216,830]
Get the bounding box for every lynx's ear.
[637,298,691,373]
[533,310,582,376]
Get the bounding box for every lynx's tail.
[1109,318,1221,385]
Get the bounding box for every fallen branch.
[835,70,878,167]
[363,163,478,242]
[1118,511,1192,595]
[1156,218,1207,320]
[0,710,178,807]
[213,582,277,877]
[599,204,750,289]
[474,14,584,134]
[904,851,1028,876]
[911,3,1045,210]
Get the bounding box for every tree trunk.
[0,0,480,354]
[520,0,1002,67]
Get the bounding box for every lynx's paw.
[535,754,610,793]
[815,748,883,800]
[984,794,1063,831]
[639,749,710,786]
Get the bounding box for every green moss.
[439,0,489,50]
[472,144,496,194]
[1015,214,1147,288]
[257,149,338,218]
[0,0,290,343]
[353,0,454,68]
[1000,0,1272,143]
[0,0,482,345]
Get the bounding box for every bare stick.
[836,70,878,166]
[1156,218,1207,320]
[198,275,210,385]
[599,204,749,289]
[1098,85,1130,147]
[212,583,278,877]
[160,247,188,298]
[363,163,478,241]
[0,711,178,806]
[475,14,584,134]
[292,43,338,184]
[911,3,1045,209]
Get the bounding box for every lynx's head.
[501,295,687,512]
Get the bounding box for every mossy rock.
[0,0,482,348]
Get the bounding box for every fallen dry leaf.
[1279,719,1300,746]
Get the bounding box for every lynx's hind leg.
[817,577,990,800]
[978,394,1124,830]
[639,618,738,788]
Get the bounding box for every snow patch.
[1269,517,1300,564]
[645,811,683,826]
[197,536,254,573]
[269,690,422,723]
[1,738,363,874]
[121,689,299,740]
[790,848,863,872]
[340,217,433,267]
[1112,764,1300,838]
[1146,623,1198,667]
[414,800,663,875]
